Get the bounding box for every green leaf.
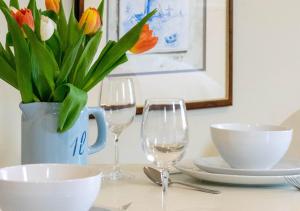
[0,42,7,58]
[29,44,53,101]
[29,6,42,41]
[81,10,156,91]
[1,8,34,103]
[42,10,58,22]
[9,0,19,9]
[5,33,13,47]
[23,25,58,101]
[79,40,115,88]
[0,0,8,10]
[66,3,82,49]
[90,40,115,72]
[46,31,62,65]
[5,45,16,69]
[57,0,68,50]
[83,54,128,92]
[72,31,102,85]
[56,34,84,85]
[0,42,15,69]
[0,55,18,89]
[27,0,39,21]
[98,0,104,20]
[54,84,87,133]
[34,9,42,40]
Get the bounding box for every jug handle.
[87,107,107,154]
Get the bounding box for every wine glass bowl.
[100,77,136,180]
[103,104,136,136]
[141,99,189,209]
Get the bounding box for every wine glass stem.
[161,169,169,210]
[113,135,120,175]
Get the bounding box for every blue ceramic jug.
[20,103,107,164]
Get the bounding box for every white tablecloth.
[93,165,300,211]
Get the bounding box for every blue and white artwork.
[119,0,190,53]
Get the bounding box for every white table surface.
[93,165,300,211]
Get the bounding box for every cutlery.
[285,176,300,190]
[143,166,220,194]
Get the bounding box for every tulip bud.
[130,24,158,54]
[40,15,56,41]
[45,0,60,14]
[79,8,101,35]
[11,8,35,31]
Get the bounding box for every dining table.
[92,164,300,211]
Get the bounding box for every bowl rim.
[210,123,293,132]
[0,163,102,184]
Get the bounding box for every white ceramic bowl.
[0,164,102,211]
[210,123,293,169]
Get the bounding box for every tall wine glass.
[100,77,136,180]
[141,99,189,209]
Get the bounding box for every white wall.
[1,0,300,166]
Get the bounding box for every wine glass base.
[103,170,134,181]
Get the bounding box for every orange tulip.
[45,0,60,14]
[11,9,35,31]
[130,24,158,54]
[79,8,101,35]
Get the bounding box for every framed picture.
[76,0,233,114]
[108,0,205,75]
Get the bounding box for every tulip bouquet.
[0,0,158,132]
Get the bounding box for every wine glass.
[141,99,189,209]
[100,77,136,180]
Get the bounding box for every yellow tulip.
[45,0,60,14]
[79,8,101,35]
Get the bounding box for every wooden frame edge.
[75,0,84,20]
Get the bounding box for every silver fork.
[284,176,300,190]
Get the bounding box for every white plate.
[176,162,298,186]
[193,157,300,176]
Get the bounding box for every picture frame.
[76,0,233,114]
